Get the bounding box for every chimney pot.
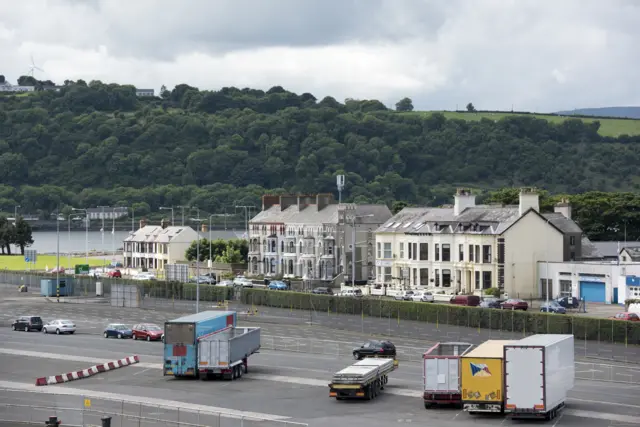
[201,223,208,233]
[453,189,476,216]
[139,218,147,229]
[519,187,540,216]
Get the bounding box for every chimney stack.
[453,188,476,216]
[554,198,572,219]
[280,195,298,211]
[161,218,168,229]
[297,194,315,211]
[201,223,208,233]
[261,194,280,211]
[316,193,334,211]
[519,187,540,216]
[139,218,147,229]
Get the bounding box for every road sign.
[25,249,37,263]
[24,257,30,263]
[84,398,91,408]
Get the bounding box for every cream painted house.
[374,188,576,298]
[122,219,199,270]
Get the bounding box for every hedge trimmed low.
[240,289,640,345]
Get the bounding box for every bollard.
[101,416,112,427]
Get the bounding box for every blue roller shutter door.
[579,281,606,303]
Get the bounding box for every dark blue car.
[540,301,566,314]
[103,323,133,339]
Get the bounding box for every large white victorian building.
[248,194,392,282]
[375,188,585,298]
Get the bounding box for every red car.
[610,312,640,321]
[501,299,529,311]
[108,270,122,278]
[132,323,163,341]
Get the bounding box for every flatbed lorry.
[329,358,395,401]
[504,334,574,420]
[423,342,474,409]
[198,326,261,380]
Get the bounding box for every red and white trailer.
[423,342,474,409]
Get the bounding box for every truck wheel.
[237,367,243,378]
[424,402,433,410]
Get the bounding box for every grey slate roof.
[250,204,392,225]
[592,241,640,258]
[123,225,196,243]
[377,205,523,235]
[622,247,640,261]
[541,213,583,234]
[580,237,602,259]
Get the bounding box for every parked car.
[268,280,288,290]
[353,340,396,360]
[394,290,414,301]
[449,295,481,307]
[216,280,234,287]
[337,289,362,297]
[107,270,122,278]
[479,297,501,309]
[103,323,133,339]
[411,291,434,302]
[190,275,215,284]
[610,312,640,321]
[50,267,65,274]
[132,323,164,341]
[501,298,529,311]
[540,301,566,314]
[236,278,253,288]
[11,315,43,332]
[312,287,334,295]
[43,319,76,334]
[132,273,156,281]
[556,296,580,309]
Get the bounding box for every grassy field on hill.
[412,111,640,137]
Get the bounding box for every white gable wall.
[503,212,564,298]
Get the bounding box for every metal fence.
[0,389,308,427]
[259,335,640,384]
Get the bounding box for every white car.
[233,277,253,288]
[394,290,414,301]
[216,280,234,287]
[337,289,363,298]
[43,319,76,335]
[133,273,156,281]
[411,291,434,302]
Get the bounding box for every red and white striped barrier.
[35,355,139,386]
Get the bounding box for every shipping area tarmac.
[0,297,639,426]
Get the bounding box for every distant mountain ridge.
[555,106,640,119]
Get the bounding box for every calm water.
[20,230,245,254]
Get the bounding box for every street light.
[72,208,89,263]
[98,206,109,269]
[349,214,374,287]
[14,205,20,223]
[190,208,202,313]
[55,206,60,303]
[208,214,216,273]
[160,207,175,226]
[177,205,191,226]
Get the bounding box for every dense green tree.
[395,97,414,112]
[14,216,34,255]
[185,238,248,262]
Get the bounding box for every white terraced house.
[374,188,587,299]
[248,193,392,283]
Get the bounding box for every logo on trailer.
[470,362,492,377]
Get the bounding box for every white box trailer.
[504,334,574,420]
[423,342,474,409]
[198,326,261,380]
[329,358,395,401]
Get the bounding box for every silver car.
[43,319,76,335]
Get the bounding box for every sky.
[1,0,638,112]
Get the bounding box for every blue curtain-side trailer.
[163,311,237,378]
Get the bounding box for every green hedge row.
[138,281,234,301]
[241,289,640,345]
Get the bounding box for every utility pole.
[234,203,255,240]
[98,206,108,270]
[56,207,60,303]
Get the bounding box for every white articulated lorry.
[197,326,261,380]
[504,334,574,420]
[329,358,396,401]
[423,342,474,409]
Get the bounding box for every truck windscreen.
[165,323,195,345]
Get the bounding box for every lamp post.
[190,210,202,313]
[67,214,72,269]
[160,207,175,226]
[55,207,60,303]
[98,206,108,269]
[130,207,135,233]
[349,214,374,287]
[14,205,20,223]
[72,208,89,263]
[177,206,190,226]
[208,214,216,274]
